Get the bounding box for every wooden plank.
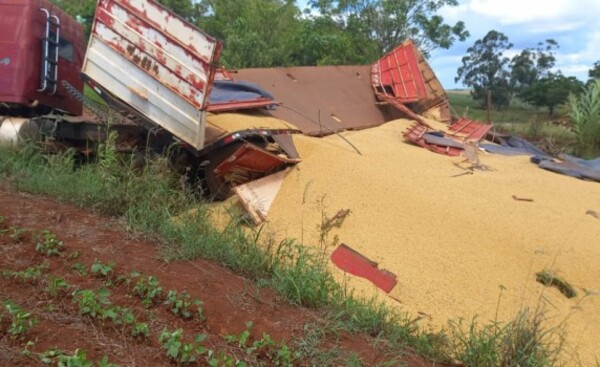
[233,169,289,225]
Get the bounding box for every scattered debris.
[330,244,397,293]
[448,118,493,141]
[534,154,600,182]
[372,40,451,124]
[233,169,290,225]
[321,209,351,231]
[586,209,600,219]
[536,270,577,299]
[512,195,534,202]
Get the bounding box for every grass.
[448,92,578,156]
[0,140,575,366]
[448,92,541,124]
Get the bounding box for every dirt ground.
[0,188,444,366]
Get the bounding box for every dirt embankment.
[0,188,441,366]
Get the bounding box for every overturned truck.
[0,0,300,199]
[0,0,452,200]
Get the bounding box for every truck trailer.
[0,0,301,199]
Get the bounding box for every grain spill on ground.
[209,113,600,365]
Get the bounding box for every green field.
[447,91,577,155]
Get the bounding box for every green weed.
[448,306,564,367]
[1,262,48,283]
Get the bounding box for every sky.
[429,0,600,88]
[297,0,600,89]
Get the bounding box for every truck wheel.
[204,141,244,201]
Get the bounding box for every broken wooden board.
[331,244,397,293]
[233,168,290,225]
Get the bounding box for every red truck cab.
[0,0,85,116]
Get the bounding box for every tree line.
[456,30,600,116]
[53,0,599,118]
[51,0,468,67]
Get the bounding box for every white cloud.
[470,0,572,24]
[434,0,600,87]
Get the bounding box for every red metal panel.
[371,40,428,103]
[213,143,295,176]
[449,118,493,141]
[402,122,463,156]
[331,244,397,293]
[0,0,84,115]
[92,0,221,110]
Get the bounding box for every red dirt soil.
[0,188,447,366]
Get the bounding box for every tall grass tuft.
[448,306,565,366]
[568,79,600,158]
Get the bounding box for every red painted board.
[402,122,463,156]
[371,40,428,103]
[449,118,493,141]
[213,143,297,175]
[330,244,397,293]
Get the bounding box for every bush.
[568,79,600,158]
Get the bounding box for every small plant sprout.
[4,300,38,338]
[90,258,116,282]
[97,356,120,367]
[71,262,88,276]
[2,263,48,283]
[0,215,7,234]
[159,328,207,364]
[34,229,64,256]
[38,347,64,364]
[132,275,163,308]
[132,322,150,339]
[57,349,94,367]
[72,288,111,318]
[45,276,70,297]
[9,226,28,243]
[165,290,204,320]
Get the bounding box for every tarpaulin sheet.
[534,154,600,182]
[208,80,276,106]
[484,133,549,157]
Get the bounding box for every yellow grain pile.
[209,114,600,364]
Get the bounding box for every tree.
[157,0,207,25]
[290,17,372,66]
[510,39,558,96]
[455,30,513,109]
[589,61,600,81]
[521,74,583,116]
[198,0,301,68]
[307,0,469,58]
[51,0,96,39]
